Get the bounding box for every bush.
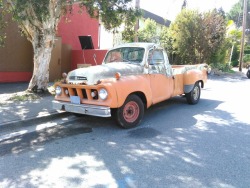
[243,54,250,62]
[211,63,232,72]
[231,60,239,67]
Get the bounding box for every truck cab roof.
[111,42,163,51]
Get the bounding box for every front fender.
[106,75,152,108]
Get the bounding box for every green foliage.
[0,0,139,45]
[231,44,240,62]
[170,10,200,64]
[0,0,7,47]
[160,27,176,64]
[227,28,241,44]
[138,18,158,43]
[163,9,227,65]
[210,62,232,72]
[209,39,230,65]
[227,0,250,28]
[8,91,40,101]
[122,9,142,42]
[243,54,250,62]
[244,45,250,54]
[230,43,240,67]
[81,0,140,31]
[237,44,250,65]
[231,60,239,67]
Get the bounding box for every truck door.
[148,49,174,104]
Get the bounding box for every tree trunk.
[27,36,53,92]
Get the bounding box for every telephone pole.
[239,0,247,72]
[134,0,140,42]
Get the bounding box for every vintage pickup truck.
[53,43,207,128]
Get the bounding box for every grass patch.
[228,69,236,73]
[8,91,41,102]
[48,85,55,95]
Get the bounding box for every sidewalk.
[0,82,67,129]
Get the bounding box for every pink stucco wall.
[57,4,99,50]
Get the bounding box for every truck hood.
[66,63,144,85]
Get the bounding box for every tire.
[186,82,201,105]
[115,95,144,129]
[247,70,250,79]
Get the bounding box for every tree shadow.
[0,95,56,125]
[0,95,250,188]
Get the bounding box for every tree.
[138,18,159,43]
[122,10,142,42]
[0,0,139,92]
[160,27,176,64]
[169,10,200,64]
[0,0,7,47]
[165,9,226,65]
[200,10,226,64]
[226,22,242,66]
[227,0,250,29]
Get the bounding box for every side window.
[148,50,164,65]
[148,49,165,74]
[147,50,153,64]
[163,51,173,77]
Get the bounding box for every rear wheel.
[115,95,144,129]
[186,82,200,105]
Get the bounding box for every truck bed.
[172,64,207,75]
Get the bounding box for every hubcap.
[123,101,139,123]
[193,86,199,100]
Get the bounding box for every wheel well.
[129,92,147,108]
[198,80,204,88]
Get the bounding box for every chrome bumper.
[52,100,111,117]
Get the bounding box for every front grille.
[72,88,77,96]
[69,76,87,81]
[82,89,87,99]
[61,87,98,101]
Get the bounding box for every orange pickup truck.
[53,43,207,128]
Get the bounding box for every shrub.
[243,54,250,62]
[231,60,239,67]
[211,63,232,72]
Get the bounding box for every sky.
[137,0,239,20]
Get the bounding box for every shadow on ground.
[0,95,249,188]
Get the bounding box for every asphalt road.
[0,75,250,188]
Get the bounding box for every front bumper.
[52,100,111,117]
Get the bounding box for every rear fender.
[183,69,205,93]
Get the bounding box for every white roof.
[111,42,161,51]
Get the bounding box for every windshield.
[104,47,145,64]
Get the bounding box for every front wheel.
[115,95,144,129]
[247,70,250,79]
[186,82,201,105]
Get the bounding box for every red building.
[0,4,107,83]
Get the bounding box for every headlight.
[65,89,69,95]
[99,88,108,100]
[55,86,62,96]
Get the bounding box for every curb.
[0,112,71,133]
